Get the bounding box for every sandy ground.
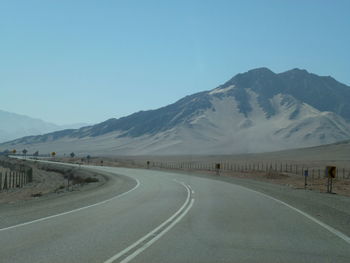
[60,155,350,197]
[0,160,105,205]
[2,138,349,202]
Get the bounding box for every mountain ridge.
[1,67,350,155]
[0,109,90,143]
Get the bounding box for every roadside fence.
[136,160,350,180]
[0,160,33,191]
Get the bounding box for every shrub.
[31,192,42,197]
[84,177,99,183]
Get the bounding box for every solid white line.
[0,179,140,232]
[120,198,195,263]
[241,186,350,245]
[103,182,193,263]
[187,184,195,194]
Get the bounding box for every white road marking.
[0,178,140,232]
[103,182,194,263]
[120,199,195,263]
[241,186,350,245]
[187,184,195,194]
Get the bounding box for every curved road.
[0,165,349,262]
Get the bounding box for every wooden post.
[12,171,15,188]
[3,172,8,190]
[29,168,33,183]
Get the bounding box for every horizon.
[1,0,350,125]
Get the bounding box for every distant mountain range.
[1,67,350,155]
[0,110,89,143]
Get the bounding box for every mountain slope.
[1,68,350,155]
[222,68,350,120]
[0,110,89,143]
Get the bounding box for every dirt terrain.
[0,158,105,204]
[5,139,348,202]
[55,140,350,198]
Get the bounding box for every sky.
[1,0,349,125]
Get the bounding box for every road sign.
[326,166,336,178]
[304,169,309,188]
[326,166,336,193]
[215,163,220,176]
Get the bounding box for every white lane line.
[103,182,194,263]
[187,184,195,194]
[120,199,195,263]
[0,179,140,232]
[241,186,350,245]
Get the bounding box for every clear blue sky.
[1,0,349,125]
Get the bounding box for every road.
[0,165,350,263]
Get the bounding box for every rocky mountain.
[1,68,350,155]
[0,110,89,143]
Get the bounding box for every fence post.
[27,168,33,183]
[3,172,8,190]
[22,172,25,187]
[11,171,14,188]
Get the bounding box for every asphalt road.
[1,165,350,263]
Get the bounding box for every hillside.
[1,68,350,155]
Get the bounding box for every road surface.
[0,165,349,263]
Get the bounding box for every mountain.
[1,68,350,155]
[0,110,89,143]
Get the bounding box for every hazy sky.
[1,0,349,125]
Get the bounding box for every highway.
[0,165,350,263]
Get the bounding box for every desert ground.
[55,140,350,196]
